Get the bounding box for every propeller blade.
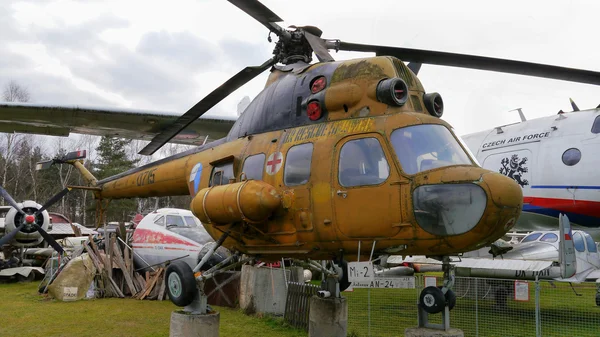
[227,0,287,38]
[407,62,422,75]
[63,150,87,161]
[35,187,72,215]
[0,223,25,247]
[304,31,335,63]
[139,57,277,156]
[35,225,64,254]
[337,41,600,86]
[35,159,54,171]
[0,186,24,214]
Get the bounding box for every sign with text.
[347,261,375,282]
[63,287,78,301]
[352,277,416,289]
[481,130,551,150]
[514,280,530,301]
[424,276,437,288]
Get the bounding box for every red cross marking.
[266,152,283,175]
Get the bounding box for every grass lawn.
[0,282,307,337]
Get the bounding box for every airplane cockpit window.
[166,215,186,228]
[390,124,472,175]
[183,216,200,227]
[522,232,542,243]
[592,115,600,134]
[284,143,313,186]
[540,233,558,243]
[584,233,597,253]
[338,138,389,187]
[153,215,165,226]
[241,153,265,181]
[210,162,234,186]
[573,232,585,252]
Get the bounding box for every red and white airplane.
[462,104,600,238]
[131,208,231,272]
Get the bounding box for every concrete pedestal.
[169,310,220,337]
[405,327,464,337]
[240,264,299,315]
[308,296,347,337]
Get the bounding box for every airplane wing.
[0,102,237,145]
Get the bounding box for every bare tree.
[3,80,31,103]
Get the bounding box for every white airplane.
[131,208,231,272]
[461,104,600,238]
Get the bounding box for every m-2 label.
[348,261,375,282]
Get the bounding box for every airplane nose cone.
[25,215,35,224]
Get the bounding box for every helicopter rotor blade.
[35,225,64,254]
[0,186,24,214]
[35,187,72,216]
[139,57,277,156]
[227,0,288,38]
[336,41,600,86]
[0,223,25,247]
[304,31,335,63]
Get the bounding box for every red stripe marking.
[523,197,600,218]
[132,228,199,247]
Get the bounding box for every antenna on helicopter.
[569,98,580,111]
[509,108,527,122]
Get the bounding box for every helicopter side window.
[284,143,313,186]
[166,215,186,228]
[241,153,265,181]
[338,138,389,187]
[592,115,600,134]
[573,232,585,252]
[390,124,472,175]
[210,162,234,186]
[584,232,597,253]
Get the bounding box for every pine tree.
[93,136,140,223]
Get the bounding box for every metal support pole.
[193,230,229,273]
[535,277,541,337]
[475,278,479,337]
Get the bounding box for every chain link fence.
[346,275,600,337]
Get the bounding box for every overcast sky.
[2,0,599,145]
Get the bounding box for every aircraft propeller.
[138,0,600,156]
[0,186,71,254]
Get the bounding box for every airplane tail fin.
[559,213,577,278]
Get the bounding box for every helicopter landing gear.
[417,256,457,331]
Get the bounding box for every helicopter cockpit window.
[573,232,585,252]
[584,232,597,253]
[338,138,390,187]
[166,215,186,228]
[592,115,600,134]
[210,162,234,186]
[284,143,313,186]
[241,153,265,181]
[390,124,472,175]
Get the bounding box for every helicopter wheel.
[419,286,446,314]
[595,293,600,306]
[440,286,456,311]
[337,259,351,292]
[165,261,197,307]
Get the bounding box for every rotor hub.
[25,215,35,223]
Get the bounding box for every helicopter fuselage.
[90,56,523,261]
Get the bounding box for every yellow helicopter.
[2,0,600,315]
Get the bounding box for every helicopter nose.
[480,172,523,233]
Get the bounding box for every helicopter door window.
[584,233,597,253]
[573,232,585,252]
[166,215,186,228]
[241,153,265,181]
[338,138,389,187]
[210,162,234,186]
[284,143,313,186]
[390,124,472,175]
[592,115,600,134]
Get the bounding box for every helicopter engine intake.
[191,180,281,226]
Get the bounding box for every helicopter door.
[332,135,401,238]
